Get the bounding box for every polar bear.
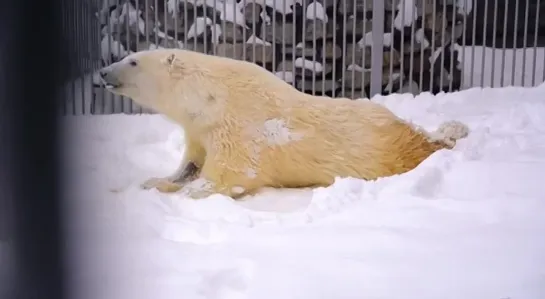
[98,48,469,199]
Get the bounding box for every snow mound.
[62,84,545,299]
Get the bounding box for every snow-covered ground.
[61,81,545,299]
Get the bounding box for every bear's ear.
[162,53,176,67]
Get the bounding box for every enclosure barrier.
[64,0,545,115]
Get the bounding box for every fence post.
[370,0,385,98]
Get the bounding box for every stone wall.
[95,0,471,112]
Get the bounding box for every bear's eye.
[129,60,138,67]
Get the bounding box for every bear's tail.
[431,120,469,148]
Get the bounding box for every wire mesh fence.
[67,0,545,115]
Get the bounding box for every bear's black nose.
[100,70,107,78]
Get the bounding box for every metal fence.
[65,0,545,115]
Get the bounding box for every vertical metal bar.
[273,0,277,75]
[480,0,489,87]
[399,0,406,91]
[222,0,227,56]
[500,0,509,86]
[302,4,307,92]
[351,1,357,97]
[361,3,367,98]
[202,3,208,53]
[143,0,150,113]
[332,1,338,96]
[107,0,114,114]
[192,0,196,51]
[174,0,179,49]
[69,1,73,115]
[419,0,426,93]
[521,0,530,86]
[448,0,456,92]
[321,0,327,95]
[490,0,499,88]
[282,0,287,81]
[183,0,188,49]
[542,3,545,82]
[135,0,141,114]
[117,0,123,114]
[154,0,159,46]
[71,1,77,115]
[233,0,237,58]
[261,3,266,68]
[126,2,132,114]
[252,1,256,63]
[429,0,437,91]
[370,0,385,97]
[97,1,104,114]
[163,0,168,48]
[439,2,447,91]
[461,0,468,89]
[387,3,395,93]
[531,0,541,86]
[239,0,245,58]
[470,0,477,87]
[312,0,317,95]
[80,3,86,115]
[408,0,416,92]
[511,0,520,86]
[340,0,347,96]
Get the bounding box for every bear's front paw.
[140,177,183,193]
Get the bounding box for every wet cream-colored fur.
[100,48,469,199]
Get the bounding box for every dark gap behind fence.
[0,0,100,298]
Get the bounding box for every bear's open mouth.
[99,75,122,89]
[105,83,121,89]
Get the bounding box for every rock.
[262,21,296,45]
[345,45,372,68]
[423,11,465,48]
[293,58,333,77]
[276,60,296,73]
[304,19,337,41]
[341,68,371,89]
[383,47,402,70]
[139,36,184,51]
[216,43,245,60]
[339,88,368,99]
[397,81,420,95]
[435,67,452,87]
[404,49,432,74]
[321,42,343,60]
[415,0,436,16]
[245,44,275,64]
[274,70,296,84]
[161,3,196,35]
[243,3,263,25]
[297,78,339,93]
[184,41,208,54]
[302,0,338,9]
[338,0,373,15]
[344,17,372,37]
[382,70,404,91]
[217,21,247,43]
[284,42,317,58]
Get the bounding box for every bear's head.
[98,48,229,129]
[98,49,183,107]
